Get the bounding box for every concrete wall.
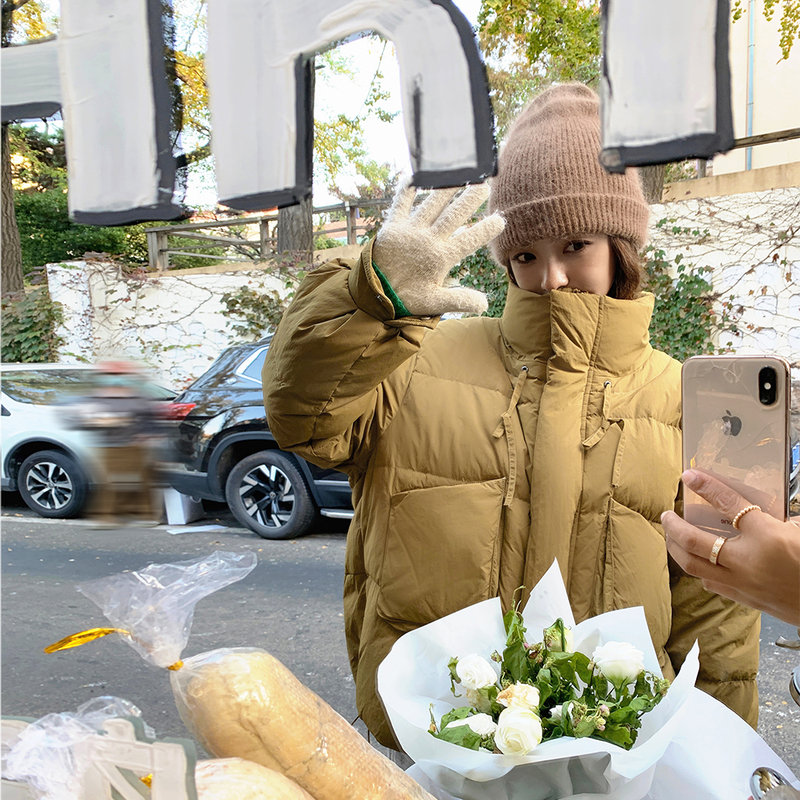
[663,163,800,201]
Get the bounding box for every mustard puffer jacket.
[262,245,761,748]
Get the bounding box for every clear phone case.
[681,355,790,536]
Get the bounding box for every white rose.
[543,620,574,653]
[592,641,645,685]
[455,654,498,690]
[496,683,540,712]
[494,707,543,756]
[445,713,498,736]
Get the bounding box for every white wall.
[650,187,800,368]
[47,191,799,394]
[47,260,289,391]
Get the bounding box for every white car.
[1,363,173,518]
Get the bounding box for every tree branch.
[176,143,211,168]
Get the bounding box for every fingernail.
[682,469,700,488]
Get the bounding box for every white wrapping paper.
[377,561,799,800]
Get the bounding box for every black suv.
[161,339,352,539]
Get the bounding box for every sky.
[311,0,483,204]
[184,0,484,208]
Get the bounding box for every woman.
[262,84,760,749]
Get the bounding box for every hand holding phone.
[681,355,791,536]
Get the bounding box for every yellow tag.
[44,627,130,654]
[167,660,184,671]
[140,774,153,788]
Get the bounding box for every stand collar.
[499,284,656,374]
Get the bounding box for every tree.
[478,0,670,202]
[732,0,799,59]
[478,0,601,139]
[2,0,57,298]
[2,124,24,296]
[314,40,397,197]
[277,40,398,253]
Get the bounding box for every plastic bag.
[46,549,435,800]
[2,696,152,800]
[74,551,258,668]
[169,646,436,800]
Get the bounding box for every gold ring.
[731,504,761,530]
[709,536,727,565]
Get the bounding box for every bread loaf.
[195,757,315,799]
[171,648,434,800]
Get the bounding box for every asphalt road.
[2,497,799,781]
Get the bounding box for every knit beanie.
[489,83,650,268]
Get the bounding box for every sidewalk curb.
[0,513,243,535]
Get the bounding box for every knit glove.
[372,182,506,316]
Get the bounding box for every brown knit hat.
[489,83,649,267]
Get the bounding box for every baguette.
[195,757,315,799]
[171,648,434,800]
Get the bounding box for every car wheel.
[17,449,89,519]
[225,450,316,540]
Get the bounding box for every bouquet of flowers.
[429,608,670,757]
[377,561,701,800]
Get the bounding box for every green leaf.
[501,601,531,683]
[430,723,484,751]
[430,708,489,751]
[594,722,635,749]
[440,706,475,728]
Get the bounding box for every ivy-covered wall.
[43,190,799,391]
[45,260,291,389]
[649,187,800,362]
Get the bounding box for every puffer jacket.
[262,243,761,748]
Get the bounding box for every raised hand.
[372,182,506,317]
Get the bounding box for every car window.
[0,370,174,404]
[0,370,95,404]
[238,348,269,384]
[141,382,176,400]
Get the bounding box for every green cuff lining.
[372,262,411,318]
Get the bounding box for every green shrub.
[14,189,228,270]
[1,287,64,363]
[314,232,343,249]
[452,246,509,318]
[15,190,128,272]
[644,245,738,361]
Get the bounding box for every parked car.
[160,339,353,540]
[1,363,174,518]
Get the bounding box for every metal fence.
[144,198,391,271]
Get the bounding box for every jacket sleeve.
[261,240,437,474]
[666,555,761,728]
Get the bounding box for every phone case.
[681,355,791,536]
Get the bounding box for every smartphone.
[681,354,791,536]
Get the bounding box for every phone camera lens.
[759,367,777,405]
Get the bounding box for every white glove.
[372,182,506,316]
